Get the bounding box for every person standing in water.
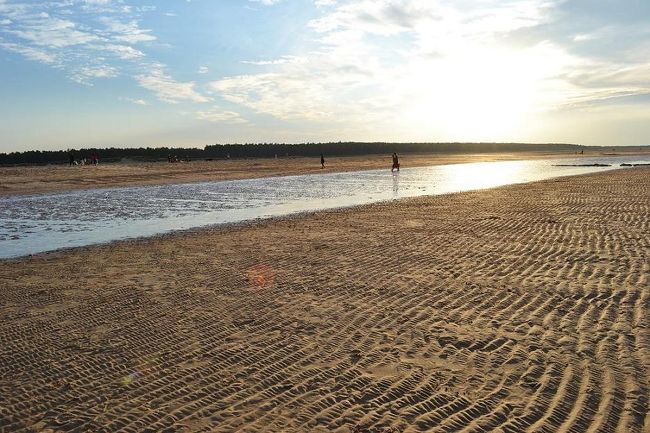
[320,153,325,169]
[391,153,400,172]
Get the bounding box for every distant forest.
[0,142,590,165]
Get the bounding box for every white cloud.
[0,41,56,63]
[100,43,144,59]
[7,15,99,48]
[99,17,156,43]
[210,58,385,123]
[211,73,329,120]
[195,107,247,123]
[2,0,648,145]
[137,66,209,103]
[71,64,119,84]
[206,0,650,143]
[0,1,152,71]
[241,55,306,66]
[248,0,283,6]
[119,97,149,106]
[555,60,650,110]
[573,33,596,42]
[0,0,208,106]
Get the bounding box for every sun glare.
[403,43,568,141]
[445,161,524,191]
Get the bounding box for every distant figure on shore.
[320,153,325,169]
[391,153,400,172]
[69,152,74,166]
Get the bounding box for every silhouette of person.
[320,153,325,169]
[69,152,74,166]
[391,153,400,172]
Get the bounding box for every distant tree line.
[0,142,585,165]
[204,142,584,158]
[0,147,206,165]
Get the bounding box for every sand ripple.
[0,168,648,432]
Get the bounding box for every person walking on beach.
[69,152,74,166]
[320,153,325,169]
[391,152,400,172]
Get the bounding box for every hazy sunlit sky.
[1,0,649,152]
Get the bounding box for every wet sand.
[3,149,649,197]
[1,168,649,432]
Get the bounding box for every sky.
[1,0,649,152]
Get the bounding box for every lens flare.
[120,370,141,386]
[246,263,275,290]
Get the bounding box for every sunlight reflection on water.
[0,156,647,258]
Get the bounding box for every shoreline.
[0,165,637,262]
[2,149,650,197]
[1,168,648,431]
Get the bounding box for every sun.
[401,44,564,141]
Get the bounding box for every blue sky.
[1,0,649,152]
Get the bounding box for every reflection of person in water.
[392,171,399,196]
[391,153,400,172]
[320,153,325,169]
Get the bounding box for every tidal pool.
[1,156,647,259]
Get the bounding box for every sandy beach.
[3,149,649,197]
[1,167,648,432]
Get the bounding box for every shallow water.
[1,156,648,259]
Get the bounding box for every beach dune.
[0,168,648,432]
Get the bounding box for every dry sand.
[3,149,649,197]
[1,168,649,432]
